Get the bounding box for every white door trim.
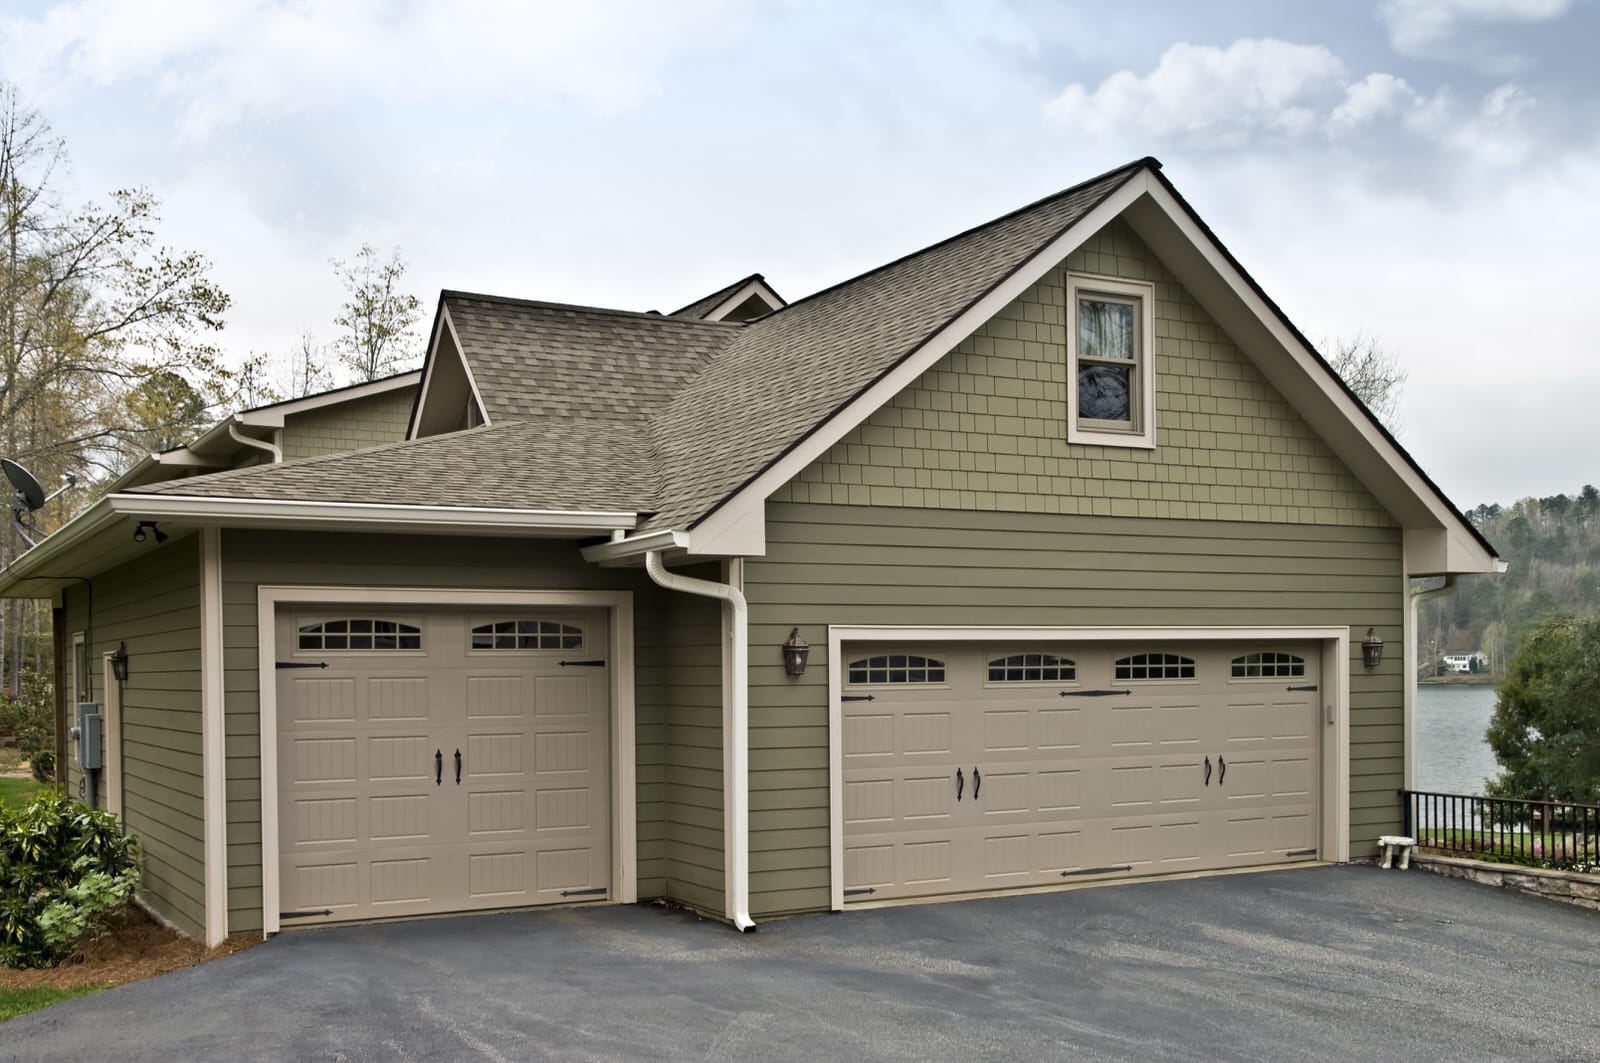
[256,585,637,935]
[99,653,122,820]
[827,624,1350,911]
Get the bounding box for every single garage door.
[276,607,610,923]
[842,641,1319,902]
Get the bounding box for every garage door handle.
[454,749,462,785]
[955,768,964,802]
[435,749,443,786]
[972,767,981,801]
[1204,756,1212,786]
[1218,755,1226,786]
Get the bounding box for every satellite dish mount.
[3,459,76,548]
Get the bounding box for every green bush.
[0,791,139,969]
[1487,615,1600,804]
[0,668,57,783]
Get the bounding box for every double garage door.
[276,607,610,924]
[842,641,1321,902]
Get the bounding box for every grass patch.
[0,777,46,808]
[0,984,105,1022]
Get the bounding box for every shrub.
[0,667,57,783]
[0,791,139,969]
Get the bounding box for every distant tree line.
[1420,486,1600,674]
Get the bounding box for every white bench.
[1378,835,1416,869]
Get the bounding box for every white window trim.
[1067,273,1157,450]
[827,625,1349,912]
[256,585,637,936]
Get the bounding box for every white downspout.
[1405,574,1457,789]
[228,420,283,462]
[644,550,755,932]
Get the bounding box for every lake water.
[1414,684,1500,795]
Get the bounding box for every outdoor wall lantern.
[110,641,129,682]
[781,628,810,677]
[1361,627,1384,669]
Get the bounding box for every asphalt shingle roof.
[668,274,768,319]
[130,160,1147,524]
[132,420,660,513]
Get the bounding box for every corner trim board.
[200,527,229,947]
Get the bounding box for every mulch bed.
[0,909,262,991]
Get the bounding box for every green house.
[0,158,1500,944]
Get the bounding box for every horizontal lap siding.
[220,530,663,932]
[744,503,1404,917]
[64,535,205,937]
[660,579,725,916]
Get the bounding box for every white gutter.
[228,421,282,463]
[580,528,689,564]
[108,494,638,533]
[643,549,755,932]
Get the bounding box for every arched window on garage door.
[986,652,1076,683]
[1114,652,1196,680]
[297,619,422,651]
[1230,651,1306,679]
[470,619,585,651]
[846,654,946,685]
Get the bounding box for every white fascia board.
[705,278,785,321]
[445,309,492,428]
[1124,184,1499,575]
[580,528,690,564]
[408,306,453,439]
[239,370,422,425]
[0,498,122,592]
[689,171,1157,553]
[106,494,637,534]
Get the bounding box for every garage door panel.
[278,607,611,924]
[842,639,1321,904]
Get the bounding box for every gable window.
[470,620,583,651]
[987,652,1076,683]
[847,654,946,685]
[1231,651,1306,679]
[1115,652,1195,681]
[1067,274,1156,449]
[298,619,422,652]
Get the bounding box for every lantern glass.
[781,628,810,677]
[1361,628,1383,669]
[111,641,130,682]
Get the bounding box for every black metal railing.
[1400,789,1600,869]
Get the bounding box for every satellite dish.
[3,459,77,547]
[2,459,46,512]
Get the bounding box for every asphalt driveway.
[7,866,1599,1062]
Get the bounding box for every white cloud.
[0,0,751,135]
[1045,39,1345,144]
[1379,0,1574,69]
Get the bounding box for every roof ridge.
[744,157,1157,325]
[443,289,743,328]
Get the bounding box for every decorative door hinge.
[1060,865,1132,877]
[1060,689,1131,697]
[559,659,606,667]
[276,661,329,670]
[843,887,876,897]
[560,887,607,898]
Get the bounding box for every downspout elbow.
[228,421,283,463]
[643,550,756,932]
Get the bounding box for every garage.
[274,606,612,923]
[841,639,1322,903]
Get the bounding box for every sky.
[1,0,1596,510]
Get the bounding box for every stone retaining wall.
[1412,854,1600,910]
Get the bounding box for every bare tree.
[1328,332,1407,433]
[0,82,230,691]
[331,244,422,382]
[280,327,335,399]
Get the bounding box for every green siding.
[659,570,724,916]
[219,530,708,931]
[280,387,415,460]
[744,504,1405,917]
[771,219,1394,530]
[62,535,205,938]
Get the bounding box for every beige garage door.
[842,641,1319,902]
[276,607,610,924]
